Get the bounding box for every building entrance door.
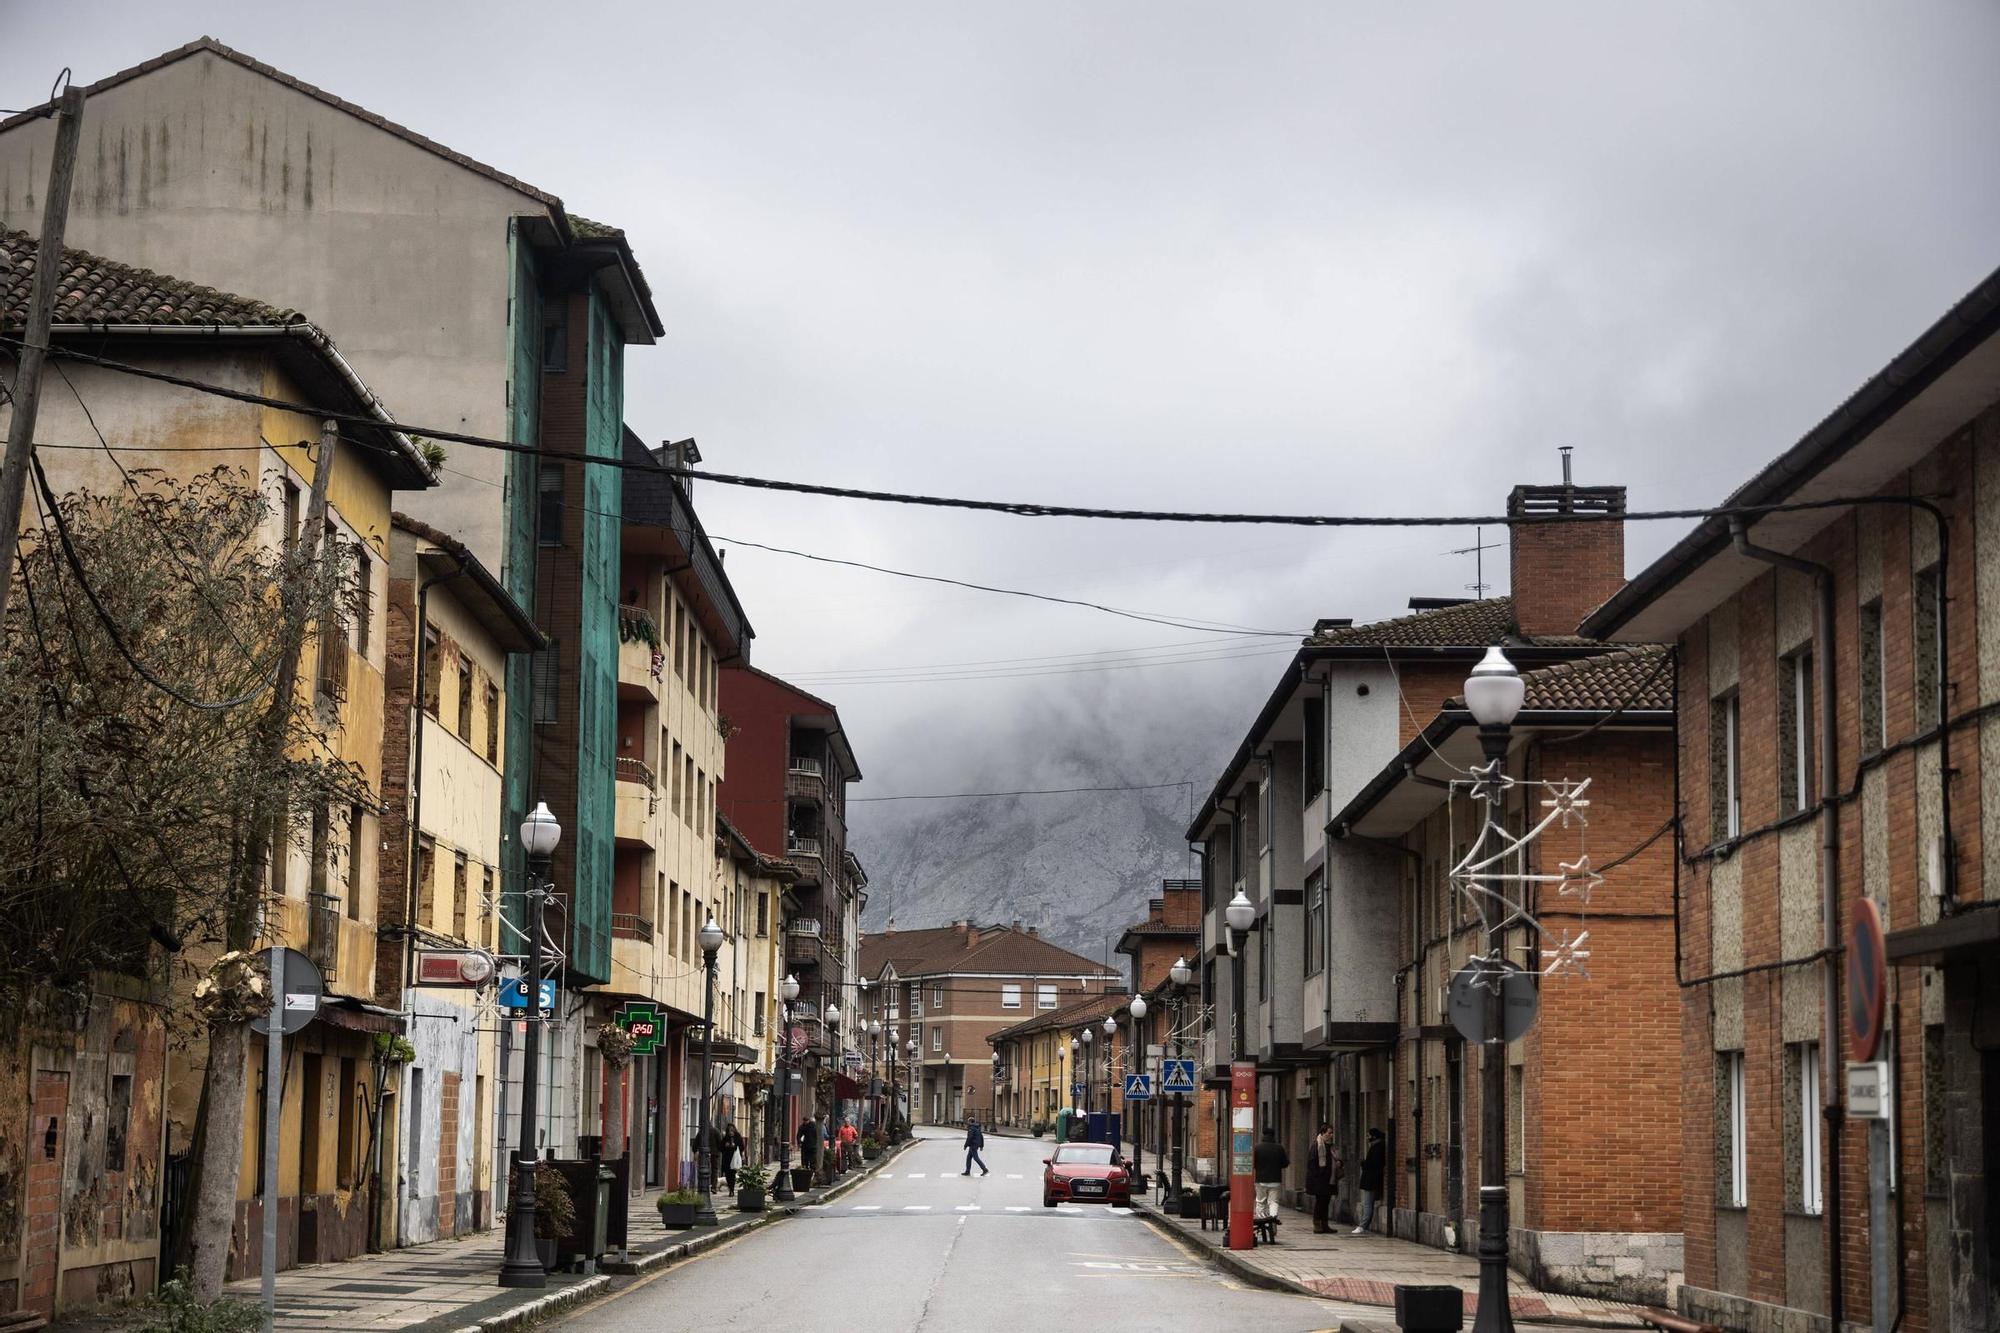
[1445,1041,1464,1223]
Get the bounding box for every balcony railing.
[786,834,823,860]
[616,756,656,788]
[785,767,826,804]
[305,891,341,981]
[788,755,824,776]
[611,913,653,942]
[788,918,824,937]
[786,931,824,968]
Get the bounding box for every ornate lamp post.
[774,973,801,1202]
[885,1025,899,1140]
[1464,646,1524,1333]
[868,1019,883,1133]
[1102,1014,1118,1119]
[823,1000,842,1174]
[1225,889,1254,1062]
[906,1035,919,1129]
[695,914,724,1226]
[1070,1035,1081,1115]
[499,802,560,1288]
[1128,994,1149,1181]
[1169,955,1192,1197]
[991,1050,1002,1124]
[1080,1027,1094,1115]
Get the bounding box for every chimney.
[884,918,896,935]
[1026,926,1039,938]
[1508,448,1625,638]
[1011,919,1023,932]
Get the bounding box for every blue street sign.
[1071,1083,1085,1098]
[500,979,555,1011]
[1162,1058,1197,1095]
[1123,1073,1154,1101]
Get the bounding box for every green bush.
[1030,1121,1048,1137]
[659,1188,707,1207]
[139,1272,263,1333]
[735,1160,771,1192]
[533,1162,576,1241]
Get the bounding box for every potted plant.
[1031,1121,1047,1138]
[657,1188,705,1230]
[861,1135,882,1161]
[533,1163,576,1270]
[735,1161,770,1213]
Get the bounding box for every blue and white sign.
[1071,1083,1085,1098]
[1161,1058,1197,1095]
[500,979,556,1011]
[1123,1073,1154,1101]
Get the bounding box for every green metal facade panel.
[568,285,624,985]
[501,225,543,952]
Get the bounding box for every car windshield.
[1054,1144,1116,1166]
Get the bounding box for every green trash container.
[588,1165,614,1259]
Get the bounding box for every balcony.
[615,774,656,848]
[611,913,654,943]
[786,918,825,969]
[785,763,826,805]
[617,604,663,698]
[616,756,656,788]
[786,834,823,881]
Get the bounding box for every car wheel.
[1043,1193,1057,1208]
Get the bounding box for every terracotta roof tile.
[989,990,1131,1043]
[1306,596,1600,650]
[861,923,1117,981]
[2,230,301,330]
[1515,644,1672,712]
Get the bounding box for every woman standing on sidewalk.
[1305,1123,1337,1233]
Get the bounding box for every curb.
[447,1274,610,1333]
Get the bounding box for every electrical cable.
[781,634,1277,678]
[8,338,1948,533]
[765,642,1299,686]
[852,780,1195,804]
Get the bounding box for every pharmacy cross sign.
[618,1003,664,1056]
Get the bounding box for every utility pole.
[0,86,86,651]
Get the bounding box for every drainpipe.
[1318,669,1335,1041]
[1729,518,1843,1329]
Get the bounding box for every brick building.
[1116,882,1206,1181]
[1582,265,2000,1333]
[860,922,1117,1125]
[1329,647,1682,1300]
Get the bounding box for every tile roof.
[861,923,1118,981]
[1306,595,1595,650]
[2,229,302,329]
[989,989,1131,1043]
[1514,644,1673,713]
[569,216,623,239]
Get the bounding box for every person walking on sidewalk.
[838,1118,859,1172]
[1352,1127,1386,1235]
[718,1124,744,1193]
[962,1115,989,1176]
[1253,1126,1289,1225]
[798,1114,823,1184]
[1305,1122,1337,1233]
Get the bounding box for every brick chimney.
[1508,449,1625,638]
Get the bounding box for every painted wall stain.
[303,132,313,210]
[138,124,152,210]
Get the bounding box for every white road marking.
[1006,1173,1023,1179]
[852,1205,881,1212]
[877,1173,894,1178]
[804,1204,830,1210]
[906,1172,926,1178]
[902,1205,931,1211]
[1005,1206,1029,1212]
[954,1205,980,1212]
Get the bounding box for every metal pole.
[1474,725,1515,1333]
[0,86,85,653]
[1870,1116,1892,1331]
[498,856,547,1287]
[261,948,284,1331]
[696,947,718,1224]
[774,1007,795,1203]
[1171,989,1185,1197]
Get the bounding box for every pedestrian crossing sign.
[1123,1073,1153,1101]
[1162,1058,1197,1094]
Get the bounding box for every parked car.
[1041,1141,1131,1208]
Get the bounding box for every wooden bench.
[1638,1308,1723,1333]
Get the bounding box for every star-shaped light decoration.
[1556,854,1603,904]
[1539,778,1593,829]
[1467,758,1513,806]
[1540,927,1592,979]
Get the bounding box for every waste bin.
[587,1164,614,1259]
[1394,1285,1465,1333]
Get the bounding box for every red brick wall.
[1512,515,1626,638]
[1397,663,1475,747]
[716,668,794,858]
[23,1071,67,1319]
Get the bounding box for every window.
[282,479,301,555]
[483,867,496,949]
[933,983,945,1010]
[457,657,475,742]
[542,303,569,372]
[352,546,372,657]
[1303,694,1326,794]
[1859,600,1886,757]
[1037,984,1057,1010]
[1720,1050,1747,1208]
[532,644,559,725]
[345,803,365,920]
[1779,649,1814,817]
[754,991,767,1036]
[671,742,684,820]
[1305,870,1325,976]
[336,1057,360,1188]
[1711,693,1741,841]
[1915,564,1944,731]
[316,538,348,703]
[1002,984,1022,1009]
[105,1072,132,1172]
[684,755,695,826]
[667,881,680,959]
[1788,1042,1823,1213]
[673,604,687,679]
[1258,916,1271,1001]
[911,986,923,1019]
[931,1026,943,1052]
[697,768,707,832]
[538,464,565,546]
[485,683,501,762]
[756,891,769,936]
[452,852,468,941]
[420,627,442,717]
[416,836,435,926]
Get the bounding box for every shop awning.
[316,996,403,1035]
[834,1073,866,1098]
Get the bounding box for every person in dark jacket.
[719,1124,745,1192]
[962,1116,989,1176]
[1304,1122,1337,1233]
[798,1115,822,1183]
[1352,1127,1386,1234]
[1252,1125,1289,1223]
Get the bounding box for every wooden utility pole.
[0,86,86,639]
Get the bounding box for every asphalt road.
[562,1126,1349,1332]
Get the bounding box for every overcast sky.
[8,3,2000,811]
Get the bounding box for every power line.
[12,339,1942,532]
[853,781,1195,804]
[763,641,1299,686]
[783,633,1279,678]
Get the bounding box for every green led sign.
[619,1003,664,1056]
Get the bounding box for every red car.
[1042,1142,1132,1207]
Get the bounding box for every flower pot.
[737,1188,766,1213]
[536,1237,559,1272]
[791,1167,814,1192]
[658,1201,699,1230]
[864,1145,881,1161]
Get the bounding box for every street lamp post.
[1080,1028,1094,1115]
[1465,645,1525,1333]
[1128,995,1149,1183]
[1102,1015,1117,1127]
[1169,956,1192,1198]
[991,1050,1001,1125]
[499,802,561,1289]
[774,974,801,1202]
[1069,1036,1080,1115]
[869,1019,883,1134]
[906,1036,918,1129]
[885,1025,899,1140]
[1224,890,1255,1252]
[695,915,724,1226]
[824,1001,841,1176]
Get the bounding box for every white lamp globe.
[1081,1027,1093,1045]
[782,974,801,1002]
[1465,645,1525,728]
[1169,957,1192,987]
[697,916,724,955]
[1130,995,1148,1020]
[1103,1015,1117,1035]
[1225,889,1255,935]
[520,801,561,857]
[825,1002,841,1029]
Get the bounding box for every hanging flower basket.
[596,1021,636,1067]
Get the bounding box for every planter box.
[736,1189,766,1213]
[536,1237,559,1272]
[1178,1192,1204,1220]
[791,1168,814,1193]
[1394,1285,1465,1333]
[863,1145,882,1160]
[657,1202,699,1230]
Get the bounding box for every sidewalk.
[1131,1195,1652,1330]
[195,1141,915,1333]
